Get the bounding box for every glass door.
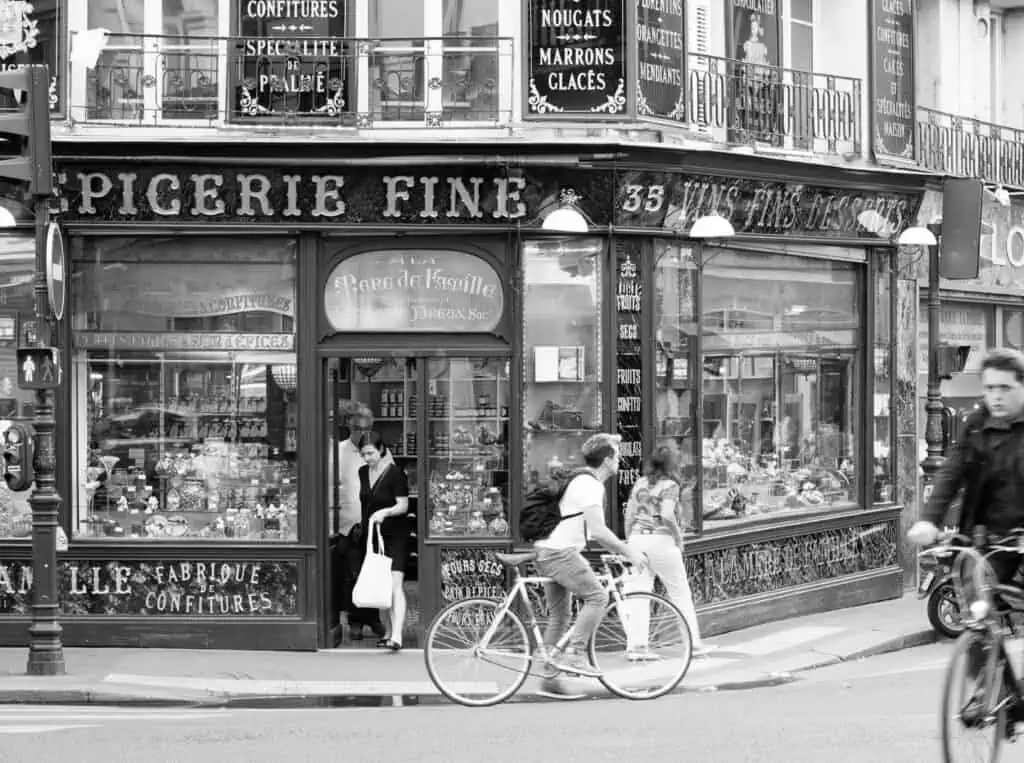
[424,356,511,540]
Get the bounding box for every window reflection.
[700,249,861,527]
[522,239,604,496]
[654,240,696,530]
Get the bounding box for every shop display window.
[522,239,604,507]
[425,357,510,539]
[873,254,894,503]
[70,238,297,541]
[0,236,39,540]
[653,240,697,530]
[698,248,862,528]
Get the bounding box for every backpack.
[519,469,590,544]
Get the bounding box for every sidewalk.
[0,595,939,707]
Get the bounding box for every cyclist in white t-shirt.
[534,433,646,689]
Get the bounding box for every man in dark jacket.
[908,347,1024,739]
[909,347,1024,556]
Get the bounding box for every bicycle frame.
[474,556,635,661]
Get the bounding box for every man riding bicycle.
[908,347,1024,735]
[533,432,646,694]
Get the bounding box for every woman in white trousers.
[623,446,708,659]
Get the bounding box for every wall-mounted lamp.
[541,189,589,234]
[689,214,736,240]
[897,226,938,247]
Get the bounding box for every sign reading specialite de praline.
[324,251,505,333]
[527,0,626,115]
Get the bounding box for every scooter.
[918,541,966,639]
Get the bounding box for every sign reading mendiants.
[527,0,626,115]
[636,0,686,121]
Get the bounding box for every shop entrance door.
[325,354,512,649]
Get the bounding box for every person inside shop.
[358,431,412,652]
[336,403,389,642]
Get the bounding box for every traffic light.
[0,65,52,197]
[2,422,34,492]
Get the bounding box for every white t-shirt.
[534,473,606,552]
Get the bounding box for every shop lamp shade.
[897,226,938,247]
[541,205,589,234]
[0,208,16,228]
[689,214,735,240]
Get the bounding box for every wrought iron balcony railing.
[71,33,514,128]
[682,53,862,156]
[917,106,1024,190]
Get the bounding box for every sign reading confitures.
[0,559,299,616]
[53,166,921,238]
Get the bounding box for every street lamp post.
[920,222,945,490]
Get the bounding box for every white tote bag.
[352,524,393,610]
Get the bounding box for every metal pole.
[26,191,65,676]
[921,224,944,492]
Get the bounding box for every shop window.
[0,236,39,540]
[653,240,697,530]
[700,248,862,528]
[522,239,604,510]
[70,238,298,542]
[873,253,894,504]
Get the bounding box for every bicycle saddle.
[494,551,537,567]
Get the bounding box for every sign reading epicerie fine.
[59,168,536,224]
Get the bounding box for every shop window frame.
[626,236,874,537]
[62,232,303,547]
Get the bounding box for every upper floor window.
[74,0,509,127]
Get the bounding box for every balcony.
[682,53,862,157]
[69,33,514,130]
[917,106,1024,190]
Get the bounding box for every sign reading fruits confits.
[526,0,626,116]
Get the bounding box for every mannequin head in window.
[357,431,388,467]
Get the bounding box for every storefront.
[915,192,1024,440]
[0,144,924,649]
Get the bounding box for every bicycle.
[423,550,693,707]
[938,525,1024,763]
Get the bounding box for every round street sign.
[45,222,65,321]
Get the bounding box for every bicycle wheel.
[941,630,1006,763]
[589,591,692,700]
[424,597,531,707]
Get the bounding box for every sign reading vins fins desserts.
[527,0,626,116]
[636,0,686,121]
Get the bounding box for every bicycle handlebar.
[929,526,1024,555]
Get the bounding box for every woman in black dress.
[357,431,411,651]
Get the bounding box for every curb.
[0,631,942,709]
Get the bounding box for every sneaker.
[551,649,602,678]
[539,676,569,696]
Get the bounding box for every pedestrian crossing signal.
[16,347,59,390]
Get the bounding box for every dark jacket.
[923,407,1024,534]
